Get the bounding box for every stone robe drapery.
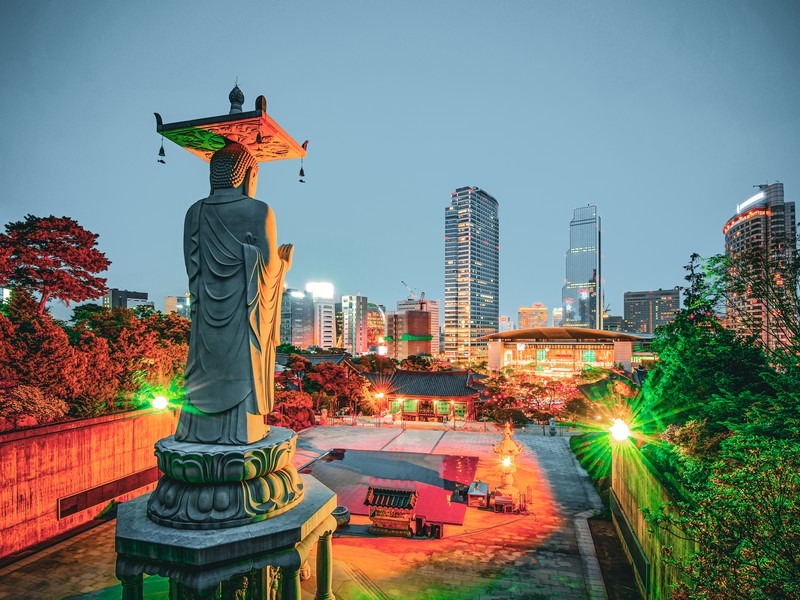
[176,192,284,445]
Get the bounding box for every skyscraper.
[562,206,602,329]
[623,289,680,334]
[444,186,500,361]
[723,182,797,346]
[518,303,548,329]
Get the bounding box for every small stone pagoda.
[115,87,336,600]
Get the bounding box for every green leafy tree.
[0,215,110,315]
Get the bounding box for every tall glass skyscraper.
[444,186,500,361]
[561,205,602,329]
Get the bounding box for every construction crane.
[401,280,417,299]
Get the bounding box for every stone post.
[119,574,143,600]
[314,530,335,600]
[281,567,301,600]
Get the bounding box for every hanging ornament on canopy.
[298,157,305,183]
[157,137,166,164]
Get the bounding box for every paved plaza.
[0,424,608,599]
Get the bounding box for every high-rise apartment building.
[280,289,315,349]
[552,307,563,327]
[164,294,191,319]
[623,289,680,334]
[341,293,369,355]
[723,182,797,346]
[518,303,548,329]
[562,206,602,329]
[397,296,441,355]
[305,282,335,350]
[444,186,500,361]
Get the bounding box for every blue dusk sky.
[1,1,798,322]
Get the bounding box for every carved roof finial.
[229,82,244,114]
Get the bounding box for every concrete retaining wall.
[611,444,695,599]
[0,408,178,559]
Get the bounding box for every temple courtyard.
[0,424,632,599]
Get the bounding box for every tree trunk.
[37,291,49,316]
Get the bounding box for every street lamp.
[610,419,631,442]
[374,392,384,426]
[152,395,169,410]
[450,400,456,431]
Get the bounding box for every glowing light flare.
[502,456,512,468]
[609,419,631,441]
[152,395,169,410]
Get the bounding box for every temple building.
[367,370,486,423]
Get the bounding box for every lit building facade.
[280,288,315,349]
[562,206,602,329]
[397,296,441,355]
[483,328,645,376]
[623,289,679,334]
[164,294,191,319]
[305,282,335,350]
[723,182,797,347]
[498,316,513,332]
[444,186,500,361]
[518,303,548,329]
[341,293,369,355]
[551,307,563,327]
[366,303,387,349]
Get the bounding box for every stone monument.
[115,87,337,600]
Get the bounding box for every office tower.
[723,182,797,346]
[518,303,548,329]
[552,307,563,327]
[498,316,513,332]
[562,206,602,329]
[305,282,335,350]
[366,303,387,349]
[624,289,680,334]
[397,295,441,355]
[386,310,431,360]
[280,288,315,349]
[164,294,191,319]
[341,293,369,355]
[103,288,153,310]
[444,186,500,361]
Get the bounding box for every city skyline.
[1,2,798,322]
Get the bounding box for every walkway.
[0,425,607,600]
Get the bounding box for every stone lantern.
[493,421,523,506]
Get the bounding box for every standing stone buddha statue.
[175,132,292,446]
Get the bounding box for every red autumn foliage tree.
[305,361,367,412]
[268,391,315,431]
[0,215,110,315]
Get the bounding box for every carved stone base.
[147,428,304,529]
